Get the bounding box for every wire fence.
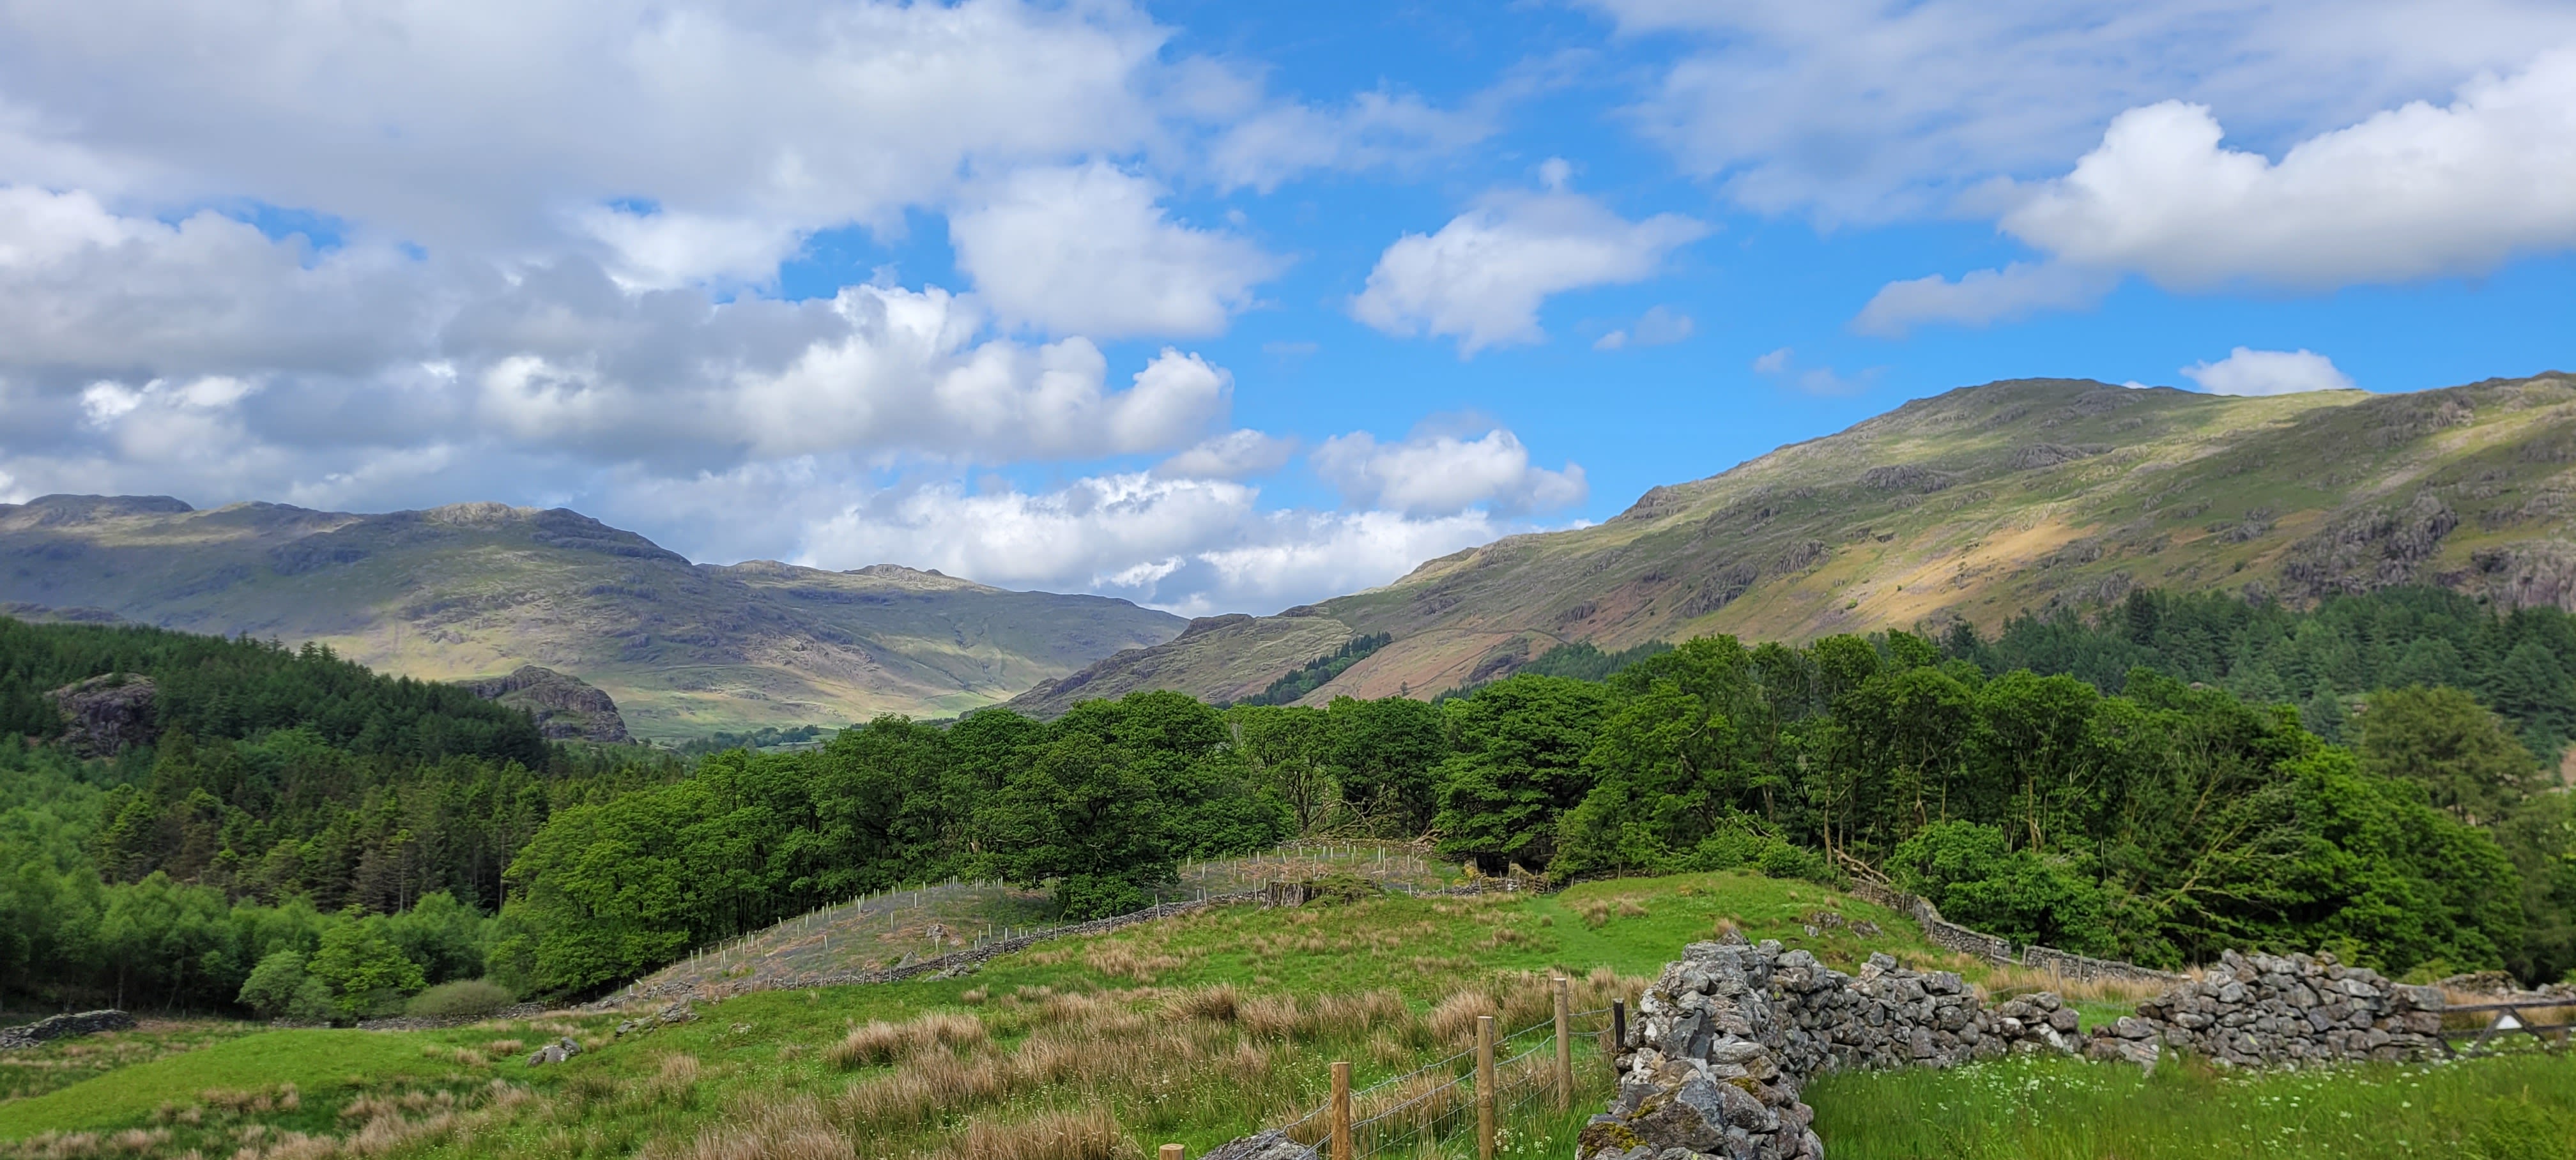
[1272,1007,1616,1160]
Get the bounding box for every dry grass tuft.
[825,1011,988,1069]
[1084,942,1188,983]
[1172,982,1242,1023]
[832,1051,1005,1133]
[928,1107,1128,1160]
[1426,989,1498,1046]
[662,1095,854,1160]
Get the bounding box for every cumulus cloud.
[1852,262,2119,337]
[948,162,1281,338]
[0,0,1179,277]
[1351,185,1707,355]
[1593,304,1696,351]
[1858,49,2576,332]
[1154,429,1298,480]
[0,187,1231,485]
[1310,425,1586,517]
[790,471,1526,617]
[2180,347,2356,395]
[2001,52,2576,289]
[1584,0,2576,224]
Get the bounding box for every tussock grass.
[930,1106,1128,1160]
[654,1095,854,1160]
[823,1011,988,1070]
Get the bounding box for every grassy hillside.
[0,498,1183,739]
[0,871,1967,1158]
[10,867,2564,1160]
[1017,374,2576,712]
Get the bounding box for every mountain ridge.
[0,496,1184,738]
[1006,372,2576,715]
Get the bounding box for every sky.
[2,1,2572,618]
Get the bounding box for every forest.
[3,585,2571,1018]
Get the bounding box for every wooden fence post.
[1611,999,1627,1060]
[1476,1014,1496,1160]
[1331,1060,1353,1160]
[1553,976,1572,1113]
[1161,1145,1184,1160]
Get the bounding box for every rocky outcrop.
[43,675,157,756]
[2098,949,2448,1067]
[0,1009,135,1049]
[466,665,629,743]
[1200,1130,1318,1160]
[525,1035,583,1066]
[2281,491,2460,599]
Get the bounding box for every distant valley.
[0,498,1182,739]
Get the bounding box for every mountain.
[0,498,1183,739]
[1009,373,2576,715]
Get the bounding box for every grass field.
[9,866,2568,1160]
[1810,1049,2576,1160]
[0,1019,262,1104]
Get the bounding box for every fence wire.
[1276,1008,1614,1160]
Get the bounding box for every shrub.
[238,950,307,1018]
[404,978,517,1019]
[309,910,429,1020]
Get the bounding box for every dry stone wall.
[1580,939,2082,1160]
[2094,949,2447,1068]
[0,1009,134,1049]
[1581,940,2453,1160]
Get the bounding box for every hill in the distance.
[0,498,1183,739]
[1011,372,2576,715]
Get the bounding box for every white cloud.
[948,162,1281,338]
[1584,0,2576,223]
[1311,426,1587,517]
[1351,188,1707,355]
[1852,262,2119,337]
[575,206,807,291]
[1594,304,1696,351]
[1208,89,1497,194]
[0,187,1231,487]
[2180,347,2356,395]
[2001,52,2576,289]
[790,471,1524,618]
[0,0,1179,280]
[1749,347,1879,396]
[1860,49,2576,332]
[1154,429,1298,480]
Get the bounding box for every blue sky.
[1,1,2572,614]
